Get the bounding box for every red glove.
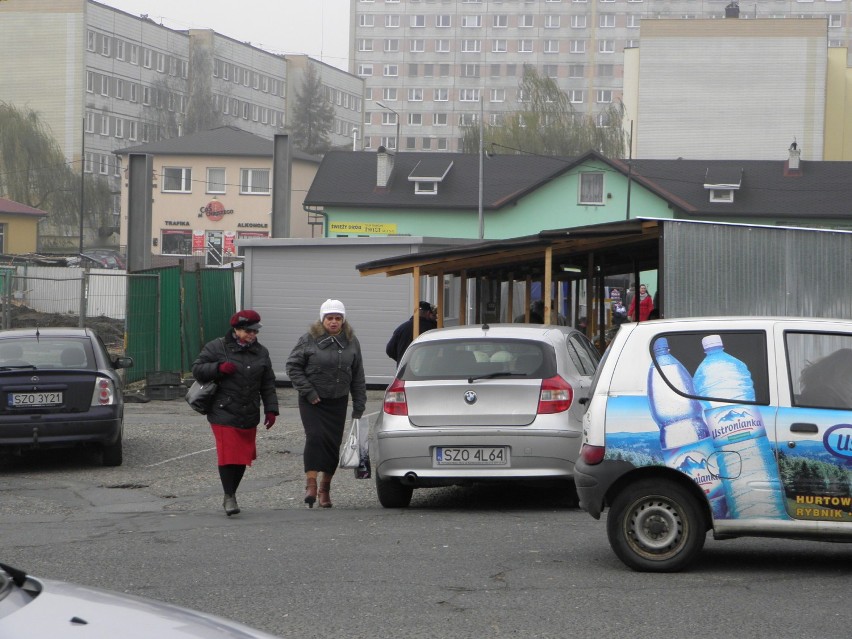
[218,362,237,375]
[264,412,276,429]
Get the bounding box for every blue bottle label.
[663,438,726,508]
[705,404,767,444]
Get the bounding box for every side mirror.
[113,356,134,369]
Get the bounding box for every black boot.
[223,493,240,516]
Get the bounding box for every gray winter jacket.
[286,321,367,418]
[192,331,279,429]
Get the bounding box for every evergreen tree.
[183,41,223,135]
[290,64,334,155]
[460,66,628,159]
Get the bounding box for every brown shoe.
[304,477,318,508]
[318,480,332,508]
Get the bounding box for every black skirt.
[299,395,349,474]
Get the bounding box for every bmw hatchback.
[0,327,132,466]
[370,324,600,507]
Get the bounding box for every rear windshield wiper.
[468,371,525,383]
[0,365,37,371]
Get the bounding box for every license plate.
[434,446,509,466]
[8,392,63,407]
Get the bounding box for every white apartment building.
[350,0,852,153]
[0,0,362,249]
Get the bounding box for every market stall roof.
[356,219,661,280]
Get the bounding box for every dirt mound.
[9,305,125,350]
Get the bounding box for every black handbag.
[186,338,226,414]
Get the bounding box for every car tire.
[101,433,123,467]
[606,478,706,573]
[375,475,413,508]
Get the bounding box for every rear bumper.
[574,457,636,519]
[0,410,122,448]
[373,428,580,481]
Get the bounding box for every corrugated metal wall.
[663,221,852,320]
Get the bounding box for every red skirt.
[210,423,257,466]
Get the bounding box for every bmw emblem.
[464,390,477,405]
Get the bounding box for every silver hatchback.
[370,323,600,507]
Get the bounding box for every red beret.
[230,309,262,330]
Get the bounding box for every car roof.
[625,316,852,328]
[412,323,581,342]
[0,327,95,339]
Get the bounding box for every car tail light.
[91,377,116,406]
[383,378,408,416]
[537,375,573,414]
[580,444,606,466]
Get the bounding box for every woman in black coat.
[192,309,279,516]
[286,299,366,508]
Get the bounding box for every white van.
[575,317,852,572]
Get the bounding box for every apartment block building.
[0,0,363,249]
[350,0,852,153]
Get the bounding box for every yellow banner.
[329,222,397,235]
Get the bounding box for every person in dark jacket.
[286,299,367,508]
[385,301,437,365]
[192,309,279,516]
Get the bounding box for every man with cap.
[192,308,279,516]
[385,300,438,366]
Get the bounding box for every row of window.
[365,62,615,82]
[211,94,285,128]
[323,86,364,113]
[212,59,285,97]
[160,230,268,256]
[366,87,615,112]
[85,71,187,112]
[161,167,272,195]
[87,31,188,77]
[359,37,629,54]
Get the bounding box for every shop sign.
[200,199,235,222]
[328,222,398,235]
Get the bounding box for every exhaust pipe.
[401,471,418,486]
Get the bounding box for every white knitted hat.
[320,299,346,320]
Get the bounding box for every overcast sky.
[100,0,351,70]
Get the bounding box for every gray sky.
[100,0,351,70]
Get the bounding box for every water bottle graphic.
[693,334,786,519]
[648,338,728,518]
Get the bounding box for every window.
[100,114,109,136]
[143,48,152,68]
[405,137,417,150]
[130,44,138,65]
[493,14,508,28]
[436,39,451,53]
[788,332,852,410]
[408,113,422,125]
[829,14,842,28]
[459,113,476,126]
[570,89,584,103]
[490,88,505,102]
[86,71,95,93]
[115,80,124,100]
[543,64,558,78]
[599,40,615,53]
[571,15,587,28]
[596,89,612,103]
[598,63,614,77]
[462,39,481,52]
[493,39,508,53]
[600,14,615,27]
[436,138,448,151]
[627,14,640,28]
[163,167,192,193]
[437,14,451,27]
[459,88,480,102]
[519,39,534,53]
[156,52,165,73]
[85,112,95,133]
[410,39,425,52]
[462,64,480,77]
[100,36,111,57]
[115,119,124,138]
[359,14,374,26]
[384,39,399,52]
[520,14,535,27]
[87,31,96,52]
[383,88,398,101]
[357,64,373,77]
[100,76,109,96]
[544,40,559,53]
[384,64,399,77]
[579,172,604,204]
[128,121,137,141]
[570,40,586,54]
[207,168,226,194]
[408,88,423,101]
[161,230,193,256]
[357,39,373,51]
[439,64,450,76]
[433,113,448,126]
[84,152,94,173]
[434,88,449,101]
[116,40,125,61]
[710,189,734,203]
[240,168,271,195]
[545,15,561,28]
[462,15,482,27]
[130,83,138,103]
[99,155,109,175]
[385,15,400,27]
[411,14,425,27]
[569,64,584,78]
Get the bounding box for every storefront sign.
[237,222,269,228]
[192,230,205,253]
[224,231,236,256]
[200,199,234,222]
[165,220,191,226]
[328,222,398,235]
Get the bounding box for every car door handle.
[790,422,818,433]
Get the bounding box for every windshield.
[0,338,95,371]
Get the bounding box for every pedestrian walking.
[192,309,279,516]
[286,299,367,508]
[385,300,438,365]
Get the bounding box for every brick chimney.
[376,146,395,189]
[784,140,802,177]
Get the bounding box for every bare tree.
[460,66,628,159]
[290,64,334,155]
[183,40,223,135]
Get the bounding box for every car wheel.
[101,433,123,467]
[375,475,413,508]
[606,479,706,573]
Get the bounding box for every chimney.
[785,140,802,177]
[376,146,395,189]
[725,2,740,18]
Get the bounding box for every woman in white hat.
[286,299,366,508]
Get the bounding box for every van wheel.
[607,479,706,572]
[376,475,413,508]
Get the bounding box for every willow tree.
[460,66,628,159]
[0,102,112,250]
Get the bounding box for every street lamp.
[376,101,400,151]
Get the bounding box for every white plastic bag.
[339,417,365,469]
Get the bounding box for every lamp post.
[376,101,400,151]
[478,96,484,240]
